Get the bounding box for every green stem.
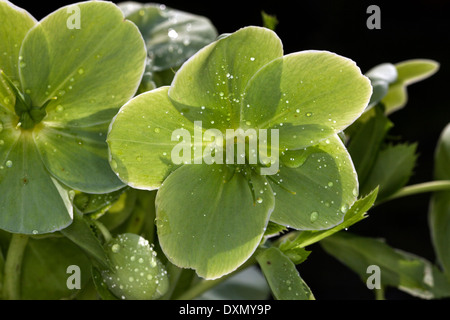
[161,263,183,300]
[377,180,450,205]
[93,220,112,243]
[3,234,29,300]
[374,286,386,300]
[176,254,258,300]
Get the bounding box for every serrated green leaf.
[278,188,378,249]
[322,232,450,299]
[361,143,418,201]
[264,221,288,237]
[347,105,393,186]
[429,123,450,280]
[382,59,439,115]
[256,247,314,300]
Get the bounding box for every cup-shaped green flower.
[0,1,146,234]
[107,26,372,279]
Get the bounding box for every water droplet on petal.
[5,160,12,168]
[310,211,319,222]
[256,197,263,204]
[111,244,120,253]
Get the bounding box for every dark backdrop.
[16,0,450,299]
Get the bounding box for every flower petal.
[169,26,283,130]
[0,132,72,234]
[155,164,275,279]
[107,86,196,190]
[269,134,358,230]
[242,51,372,149]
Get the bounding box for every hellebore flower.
[107,26,372,279]
[0,1,146,234]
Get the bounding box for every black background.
[14,0,450,300]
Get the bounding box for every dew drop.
[56,105,64,113]
[310,211,319,223]
[352,188,358,197]
[250,57,255,61]
[256,197,263,204]
[306,112,312,117]
[340,204,349,214]
[168,28,178,39]
[154,128,160,133]
[111,159,118,170]
[328,182,334,187]
[78,68,85,75]
[32,230,38,235]
[295,109,300,113]
[111,244,120,253]
[5,160,12,168]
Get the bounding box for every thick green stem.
[377,180,450,205]
[176,255,258,300]
[3,234,29,300]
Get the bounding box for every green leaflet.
[322,232,450,299]
[381,59,439,115]
[276,188,378,249]
[257,247,314,300]
[360,143,418,201]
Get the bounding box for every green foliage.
[0,0,446,301]
[429,124,450,280]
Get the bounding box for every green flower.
[0,1,146,234]
[107,26,372,279]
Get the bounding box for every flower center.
[1,71,52,130]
